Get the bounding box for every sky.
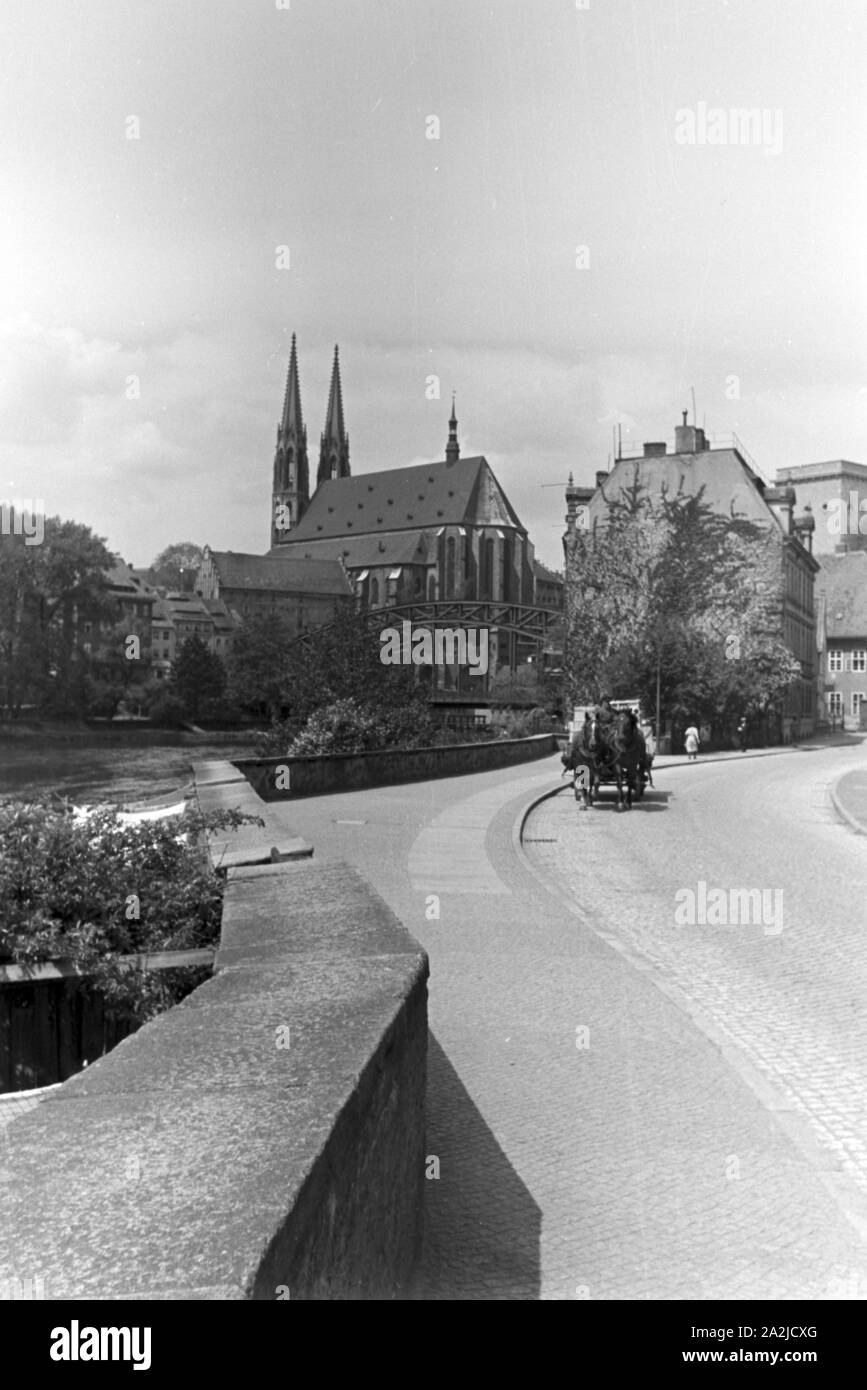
[1,0,866,572]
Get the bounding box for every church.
[267,336,537,621]
[198,336,548,687]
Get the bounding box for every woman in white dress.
[684,721,700,761]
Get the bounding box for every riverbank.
[0,737,260,807]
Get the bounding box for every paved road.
[264,740,867,1300]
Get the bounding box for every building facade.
[196,547,354,634]
[148,592,241,682]
[815,552,867,729]
[563,416,819,734]
[776,459,867,557]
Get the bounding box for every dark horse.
[610,709,648,810]
[564,717,602,808]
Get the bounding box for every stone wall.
[237,731,556,801]
[0,772,429,1300]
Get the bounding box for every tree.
[149,542,202,592]
[251,606,441,752]
[169,634,225,721]
[282,605,425,727]
[225,611,297,719]
[488,663,552,708]
[0,515,115,715]
[563,472,802,733]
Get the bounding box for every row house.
[149,593,241,682]
[815,552,867,729]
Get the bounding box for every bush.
[146,692,187,728]
[0,800,262,1023]
[196,696,245,727]
[83,679,124,719]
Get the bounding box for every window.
[851,650,867,673]
[371,578,379,606]
[828,650,843,673]
[481,538,494,600]
[852,692,865,717]
[445,537,455,598]
[828,691,843,717]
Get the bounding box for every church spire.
[280,332,303,438]
[271,333,310,547]
[445,393,459,465]
[318,344,350,485]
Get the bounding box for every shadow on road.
[411,1033,541,1300]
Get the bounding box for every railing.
[617,432,769,482]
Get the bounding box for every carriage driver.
[594,695,617,769]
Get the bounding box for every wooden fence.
[0,951,214,1094]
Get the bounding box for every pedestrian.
[737,716,748,753]
[684,719,700,761]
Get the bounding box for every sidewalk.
[650,731,862,772]
[257,761,867,1298]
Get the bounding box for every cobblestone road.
[525,749,867,1214]
[268,743,867,1299]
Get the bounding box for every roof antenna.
[691,386,697,426]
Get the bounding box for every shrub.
[146,692,187,728]
[0,800,262,1023]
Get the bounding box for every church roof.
[288,455,523,541]
[270,530,433,569]
[206,551,353,596]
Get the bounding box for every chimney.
[764,484,796,535]
[674,410,706,454]
[643,442,666,457]
[595,470,609,488]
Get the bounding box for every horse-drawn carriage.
[562,698,655,810]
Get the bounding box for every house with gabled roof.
[196,548,354,635]
[563,414,819,735]
[815,551,867,729]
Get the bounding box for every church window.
[371,578,380,606]
[446,537,456,597]
[428,573,437,601]
[482,537,495,599]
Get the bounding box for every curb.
[510,779,867,1257]
[829,776,867,838]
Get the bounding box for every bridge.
[287,601,564,706]
[289,600,563,648]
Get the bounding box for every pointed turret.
[445,394,459,465]
[271,333,310,546]
[318,345,350,485]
